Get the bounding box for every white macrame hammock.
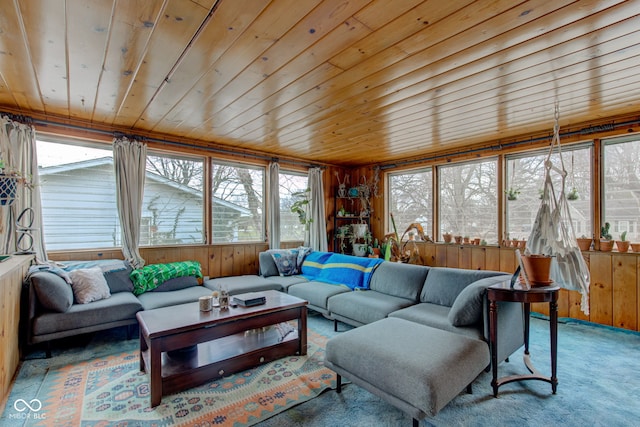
[525,105,590,314]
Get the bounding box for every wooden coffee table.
[136,290,308,407]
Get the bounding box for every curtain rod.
[26,117,323,169]
[378,118,640,170]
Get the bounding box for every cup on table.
[199,295,213,312]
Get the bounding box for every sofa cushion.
[287,280,350,312]
[137,286,213,311]
[31,272,74,313]
[103,263,134,293]
[421,267,505,307]
[328,290,415,326]
[448,275,510,326]
[259,251,280,277]
[151,275,199,292]
[204,275,283,295]
[389,303,483,340]
[369,262,430,300]
[32,292,142,336]
[69,268,111,304]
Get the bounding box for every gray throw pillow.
[103,262,134,293]
[448,275,511,326]
[151,275,199,292]
[31,272,74,312]
[422,267,506,306]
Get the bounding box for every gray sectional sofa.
[252,250,523,364]
[25,250,525,422]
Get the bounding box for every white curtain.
[113,137,146,269]
[306,167,328,251]
[0,115,47,262]
[268,161,280,249]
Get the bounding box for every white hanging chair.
[526,104,590,314]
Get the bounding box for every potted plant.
[615,231,630,253]
[505,187,520,201]
[631,242,640,252]
[454,235,463,244]
[599,222,613,252]
[567,187,579,201]
[350,223,370,257]
[336,225,351,254]
[442,232,452,243]
[521,253,553,287]
[290,188,312,229]
[576,235,592,251]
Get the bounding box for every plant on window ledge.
[599,222,613,252]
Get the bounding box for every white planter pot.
[352,243,368,257]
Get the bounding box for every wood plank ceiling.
[1,0,639,167]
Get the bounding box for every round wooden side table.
[487,281,560,397]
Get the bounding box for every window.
[279,171,308,242]
[144,152,204,245]
[37,137,118,250]
[211,162,264,242]
[37,137,206,250]
[388,168,433,237]
[439,159,498,243]
[603,136,640,241]
[506,145,592,241]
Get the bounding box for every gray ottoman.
[324,317,490,425]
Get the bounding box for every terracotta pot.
[599,240,614,252]
[443,233,452,243]
[576,238,592,251]
[463,237,470,244]
[454,235,462,244]
[473,238,481,245]
[615,241,630,253]
[521,254,553,287]
[631,243,640,252]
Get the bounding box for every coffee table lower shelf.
[141,327,301,406]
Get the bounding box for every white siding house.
[39,158,249,250]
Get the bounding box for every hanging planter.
[0,174,19,206]
[505,187,520,201]
[567,187,579,201]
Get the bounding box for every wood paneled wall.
[410,242,639,332]
[1,255,33,411]
[48,243,300,279]
[49,241,639,333]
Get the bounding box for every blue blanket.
[302,252,383,290]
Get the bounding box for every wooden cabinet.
[0,255,33,411]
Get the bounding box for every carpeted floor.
[3,312,640,426]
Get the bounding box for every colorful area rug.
[32,329,335,426]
